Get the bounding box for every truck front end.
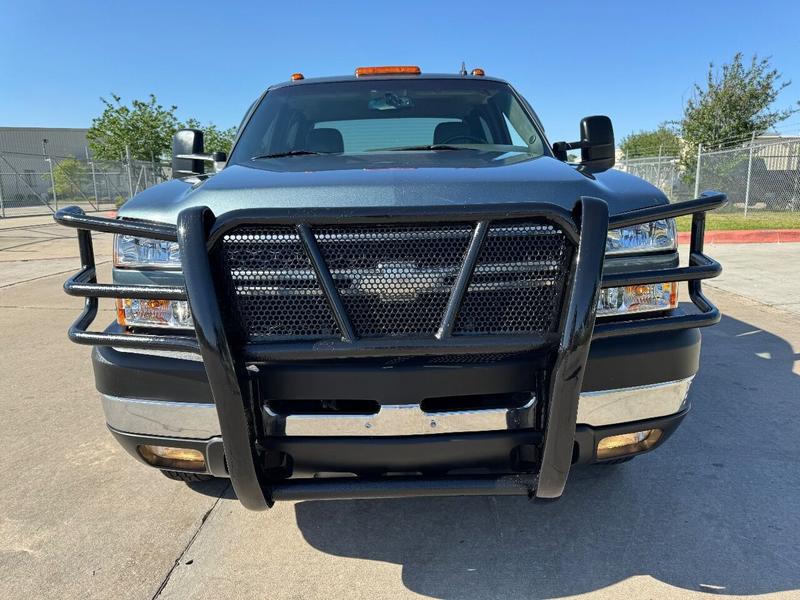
[55,69,725,509]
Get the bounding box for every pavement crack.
[150,481,230,600]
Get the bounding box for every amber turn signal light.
[596,429,663,460]
[355,65,421,77]
[138,445,206,471]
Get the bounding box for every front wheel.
[160,470,215,482]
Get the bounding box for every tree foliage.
[620,124,681,158]
[87,94,179,161]
[181,119,237,155]
[679,53,800,176]
[51,157,88,199]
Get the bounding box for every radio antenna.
[459,61,467,76]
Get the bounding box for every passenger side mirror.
[552,115,615,173]
[172,129,205,178]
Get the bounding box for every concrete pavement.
[1,228,798,599]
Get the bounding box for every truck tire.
[160,470,215,482]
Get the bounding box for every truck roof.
[267,72,509,91]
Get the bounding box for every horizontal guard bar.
[68,319,200,353]
[601,252,721,288]
[55,205,178,241]
[64,267,187,300]
[269,474,537,501]
[608,191,726,229]
[244,334,557,362]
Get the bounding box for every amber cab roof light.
[471,68,485,77]
[290,73,305,81]
[355,65,421,77]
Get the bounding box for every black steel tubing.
[601,254,721,288]
[437,220,489,339]
[178,206,271,511]
[243,333,557,362]
[608,191,726,229]
[296,223,357,342]
[55,205,178,241]
[537,196,609,499]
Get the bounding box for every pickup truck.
[55,66,725,510]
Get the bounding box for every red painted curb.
[678,229,800,244]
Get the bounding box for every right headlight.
[605,218,676,255]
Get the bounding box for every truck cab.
[56,66,725,509]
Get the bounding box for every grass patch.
[676,211,800,231]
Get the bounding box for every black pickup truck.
[56,66,725,510]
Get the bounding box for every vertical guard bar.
[536,196,608,499]
[178,206,271,510]
[436,220,489,339]
[296,223,357,343]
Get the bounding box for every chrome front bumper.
[101,377,693,439]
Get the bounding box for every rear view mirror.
[553,115,615,173]
[172,129,205,178]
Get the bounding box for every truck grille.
[216,220,572,342]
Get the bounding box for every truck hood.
[119,151,668,224]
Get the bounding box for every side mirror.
[553,115,615,173]
[172,129,205,178]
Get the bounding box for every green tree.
[620,124,681,159]
[182,119,237,155]
[679,53,800,178]
[87,94,179,161]
[51,157,88,200]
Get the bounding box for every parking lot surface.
[1,223,798,599]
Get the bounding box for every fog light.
[138,445,206,471]
[596,429,662,460]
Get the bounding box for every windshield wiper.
[251,150,327,159]
[366,144,482,152]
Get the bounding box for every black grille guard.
[55,192,726,509]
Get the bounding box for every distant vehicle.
[55,66,726,510]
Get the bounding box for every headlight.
[597,282,677,317]
[606,219,676,255]
[114,235,181,268]
[116,298,194,329]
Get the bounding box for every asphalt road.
[1,222,798,599]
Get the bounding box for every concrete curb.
[678,229,800,244]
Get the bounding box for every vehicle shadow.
[292,314,800,598]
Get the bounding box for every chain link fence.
[695,140,800,214]
[0,150,170,218]
[618,139,800,214]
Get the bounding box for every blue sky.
[2,0,800,144]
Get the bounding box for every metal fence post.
[744,132,755,217]
[693,143,702,198]
[0,169,5,218]
[43,140,58,210]
[86,146,100,210]
[125,145,134,199]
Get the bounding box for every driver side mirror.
[553,115,615,173]
[171,129,228,178]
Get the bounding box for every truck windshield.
[230,78,546,162]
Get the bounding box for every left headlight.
[114,234,181,269]
[113,235,191,329]
[606,218,676,255]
